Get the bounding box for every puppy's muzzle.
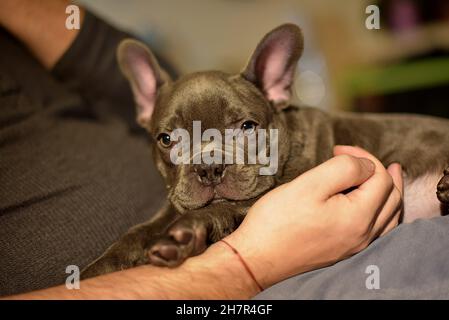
[194,163,226,186]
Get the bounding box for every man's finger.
[334,145,384,170]
[372,186,402,236]
[387,163,403,196]
[334,146,403,238]
[334,145,395,209]
[294,154,375,200]
[379,207,401,236]
[376,164,403,237]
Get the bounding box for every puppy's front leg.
[81,203,177,279]
[147,207,245,267]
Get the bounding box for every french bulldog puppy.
[81,24,449,279]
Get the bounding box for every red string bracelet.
[220,239,264,292]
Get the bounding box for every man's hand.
[224,145,403,289]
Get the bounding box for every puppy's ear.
[117,39,169,126]
[242,24,303,110]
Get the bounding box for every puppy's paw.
[147,223,207,267]
[437,167,449,203]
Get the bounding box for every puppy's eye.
[241,121,258,134]
[157,133,172,147]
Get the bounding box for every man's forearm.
[4,243,259,300]
[0,0,83,69]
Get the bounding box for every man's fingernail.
[360,158,375,172]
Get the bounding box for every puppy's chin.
[169,183,215,213]
[214,165,276,201]
[171,185,255,214]
[169,171,275,214]
[214,183,258,201]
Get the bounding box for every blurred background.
[77,0,449,117]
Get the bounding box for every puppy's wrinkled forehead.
[118,24,302,130]
[152,71,269,133]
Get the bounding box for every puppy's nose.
[194,163,226,186]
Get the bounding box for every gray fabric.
[256,216,449,299]
[0,12,168,296]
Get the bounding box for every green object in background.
[344,57,449,98]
